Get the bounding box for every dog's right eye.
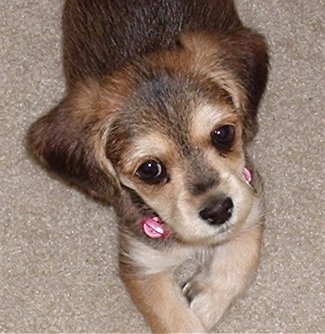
[136,160,167,184]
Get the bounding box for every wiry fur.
[28,0,268,332]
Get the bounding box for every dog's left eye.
[136,160,167,184]
[211,125,235,152]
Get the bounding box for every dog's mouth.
[141,215,170,239]
[122,185,170,238]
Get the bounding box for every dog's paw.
[182,276,206,304]
[190,289,221,330]
[182,279,228,330]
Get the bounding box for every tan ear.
[181,29,269,142]
[28,81,120,202]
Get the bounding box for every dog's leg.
[183,225,262,330]
[120,268,207,333]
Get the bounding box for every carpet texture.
[1,0,324,332]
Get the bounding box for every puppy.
[28,0,268,332]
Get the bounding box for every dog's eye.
[211,125,235,152]
[136,160,167,184]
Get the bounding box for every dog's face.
[115,99,255,244]
[29,32,267,245]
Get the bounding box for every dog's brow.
[124,133,172,163]
[191,103,236,140]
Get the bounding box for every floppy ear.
[182,29,269,142]
[28,81,120,202]
[218,29,269,141]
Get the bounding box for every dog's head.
[29,31,268,245]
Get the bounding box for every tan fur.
[28,1,268,332]
[121,270,206,333]
[185,225,263,329]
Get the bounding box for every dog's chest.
[128,236,213,277]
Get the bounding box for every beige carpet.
[1,0,324,332]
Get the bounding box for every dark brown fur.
[28,1,268,332]
[62,0,241,83]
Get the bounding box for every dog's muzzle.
[198,166,253,227]
[141,167,253,237]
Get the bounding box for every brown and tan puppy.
[28,0,268,332]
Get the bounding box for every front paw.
[190,290,221,330]
[182,280,227,331]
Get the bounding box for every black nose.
[199,197,234,226]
